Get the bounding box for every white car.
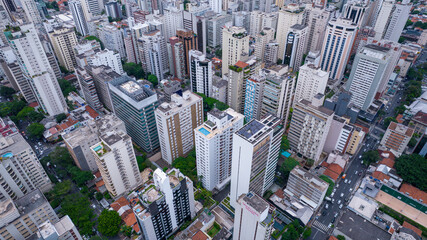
[344,179,348,184]
[325,204,329,209]
[339,204,343,209]
[340,193,344,198]
[337,200,341,205]
[349,188,353,192]
[355,171,358,175]
[348,180,352,184]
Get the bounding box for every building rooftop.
[15,189,48,216]
[156,91,202,115]
[387,122,414,137]
[241,192,269,214]
[0,198,20,228]
[237,119,268,141]
[291,166,329,191]
[196,108,243,139]
[109,76,156,103]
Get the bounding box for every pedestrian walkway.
[312,220,330,233]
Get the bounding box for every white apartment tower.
[275,4,305,61]
[69,0,89,36]
[305,5,331,53]
[162,7,184,40]
[189,50,213,97]
[233,192,274,240]
[155,91,204,164]
[230,115,284,207]
[294,63,329,104]
[221,26,249,77]
[383,1,412,42]
[138,30,169,79]
[91,130,142,197]
[254,27,275,62]
[373,0,395,40]
[5,24,67,116]
[210,0,222,14]
[48,26,78,71]
[282,24,307,72]
[320,18,357,80]
[98,25,126,59]
[21,0,42,24]
[194,109,244,191]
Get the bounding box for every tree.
[95,192,103,201]
[319,175,334,196]
[120,225,133,237]
[408,137,417,148]
[173,149,197,182]
[394,105,406,115]
[337,235,346,240]
[61,194,95,236]
[68,166,94,186]
[147,74,158,86]
[17,106,35,120]
[383,117,397,129]
[362,150,380,166]
[98,210,121,237]
[40,147,74,171]
[405,19,413,28]
[55,113,67,123]
[215,49,222,57]
[0,86,15,98]
[302,227,312,239]
[27,123,45,139]
[85,35,104,49]
[398,36,406,43]
[395,154,427,191]
[279,157,299,186]
[123,62,145,79]
[281,135,290,150]
[58,78,76,97]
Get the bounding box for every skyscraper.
[168,37,186,80]
[138,30,169,79]
[5,24,67,116]
[69,0,89,36]
[320,18,357,80]
[155,91,203,164]
[254,27,275,62]
[21,0,42,24]
[109,76,159,152]
[98,25,126,59]
[210,0,222,13]
[282,24,307,72]
[345,44,391,110]
[383,1,412,42]
[75,67,102,110]
[48,26,78,71]
[244,74,266,121]
[91,130,142,197]
[305,6,331,53]
[195,108,244,191]
[189,50,212,97]
[373,0,395,40]
[177,29,197,76]
[230,115,283,207]
[294,63,329,104]
[221,26,249,77]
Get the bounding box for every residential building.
[381,122,414,156]
[305,5,331,53]
[210,0,221,13]
[221,26,249,77]
[63,114,126,172]
[345,44,391,110]
[254,27,275,62]
[5,24,67,116]
[320,18,357,80]
[75,67,102,110]
[85,65,121,111]
[230,115,284,207]
[168,37,186,80]
[212,76,227,103]
[285,166,329,209]
[162,7,183,40]
[342,1,367,27]
[294,63,328,104]
[48,26,78,71]
[155,91,203,164]
[275,4,305,61]
[74,42,124,75]
[109,76,159,152]
[244,74,265,121]
[138,30,169,79]
[282,24,307,72]
[133,168,196,240]
[0,61,36,103]
[162,80,182,102]
[105,1,121,19]
[323,90,360,123]
[207,14,232,48]
[91,129,142,197]
[288,95,334,162]
[233,192,274,240]
[98,25,126,59]
[0,189,59,239]
[177,29,197,76]
[373,0,395,40]
[346,125,365,155]
[36,216,83,240]
[410,111,427,136]
[195,109,244,191]
[189,50,212,97]
[21,0,42,24]
[264,42,279,65]
[382,1,412,42]
[69,0,88,36]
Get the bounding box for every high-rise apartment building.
[168,37,186,80]
[91,129,142,197]
[74,41,123,75]
[75,67,102,110]
[244,74,266,121]
[305,6,331,53]
[48,26,78,71]
[288,95,334,162]
[210,0,222,13]
[285,166,329,209]
[21,0,42,24]
[85,65,121,111]
[195,108,244,191]
[189,50,212,97]
[207,14,232,48]
[230,115,283,207]
[63,114,126,172]
[275,4,305,61]
[254,27,275,62]
[177,29,197,76]
[5,24,67,116]
[374,1,394,40]
[345,44,391,110]
[320,18,357,80]
[342,1,367,27]
[383,1,412,42]
[69,0,88,36]
[283,24,307,72]
[265,42,279,65]
[233,192,274,240]
[162,7,184,40]
[294,63,328,104]
[109,76,160,152]
[1,61,36,103]
[155,91,203,164]
[98,25,126,59]
[138,30,169,79]
[221,26,249,77]
[381,122,414,156]
[36,215,83,240]
[134,168,196,240]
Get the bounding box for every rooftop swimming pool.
[199,127,210,136]
[93,145,102,151]
[1,152,13,159]
[281,150,291,158]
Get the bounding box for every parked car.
[340,193,344,198]
[339,204,343,209]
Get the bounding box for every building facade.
[189,50,212,97]
[294,63,328,105]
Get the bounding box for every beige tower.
[221,26,249,77]
[49,26,78,71]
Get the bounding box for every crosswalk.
[312,220,330,233]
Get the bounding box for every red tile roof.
[111,197,130,212]
[413,111,427,125]
[379,157,395,168]
[192,231,210,240]
[323,163,343,181]
[396,114,404,123]
[372,171,390,181]
[400,183,427,203]
[402,221,422,237]
[235,61,249,68]
[28,102,39,108]
[85,105,99,119]
[323,169,340,181]
[94,171,101,178]
[274,189,284,198]
[328,237,338,240]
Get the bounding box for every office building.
[233,192,274,240]
[155,91,203,164]
[85,65,120,111]
[221,26,249,77]
[285,166,329,209]
[230,115,284,207]
[69,0,88,36]
[381,122,414,156]
[254,27,275,62]
[109,76,160,152]
[294,63,328,104]
[383,1,412,42]
[342,1,367,27]
[138,30,169,79]
[189,50,212,97]
[207,14,232,48]
[98,25,126,59]
[91,130,142,197]
[283,24,307,72]
[195,109,244,191]
[21,0,42,24]
[49,26,78,71]
[244,74,265,121]
[169,37,186,80]
[320,18,357,81]
[5,24,67,116]
[305,6,331,53]
[276,4,305,61]
[134,168,196,240]
[63,114,126,172]
[0,189,60,239]
[345,44,391,110]
[288,95,334,162]
[177,29,197,76]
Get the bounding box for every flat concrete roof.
[335,210,391,240]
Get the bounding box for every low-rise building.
[380,122,414,156]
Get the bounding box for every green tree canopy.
[123,62,145,79]
[58,78,76,97]
[61,194,95,236]
[0,86,15,98]
[362,150,380,166]
[147,74,158,86]
[384,117,397,129]
[98,210,121,237]
[0,100,26,117]
[302,227,312,239]
[17,106,35,120]
[55,113,67,123]
[85,35,104,49]
[337,235,346,240]
[68,166,94,186]
[395,154,427,191]
[27,123,45,139]
[172,149,197,182]
[281,135,290,150]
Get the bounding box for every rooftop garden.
[229,65,243,72]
